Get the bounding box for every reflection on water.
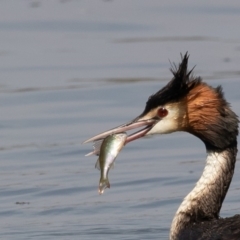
[1,0,240,239]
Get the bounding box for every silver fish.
[95,133,127,194]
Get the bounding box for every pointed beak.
[83,116,158,145]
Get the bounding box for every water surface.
[1,1,240,239]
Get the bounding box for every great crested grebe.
[84,53,240,239]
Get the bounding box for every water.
[1,1,240,239]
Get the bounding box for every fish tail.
[98,178,110,195]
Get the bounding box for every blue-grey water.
[1,1,240,239]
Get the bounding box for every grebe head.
[84,53,238,151]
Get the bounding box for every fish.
[94,133,127,194]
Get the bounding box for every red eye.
[157,107,168,118]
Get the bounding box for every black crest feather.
[144,52,199,113]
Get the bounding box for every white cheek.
[143,104,185,135]
[147,118,178,135]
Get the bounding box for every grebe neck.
[170,145,237,240]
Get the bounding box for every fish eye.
[157,107,168,118]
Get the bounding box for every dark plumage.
[179,215,240,240]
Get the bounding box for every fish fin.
[95,158,100,170]
[85,139,103,157]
